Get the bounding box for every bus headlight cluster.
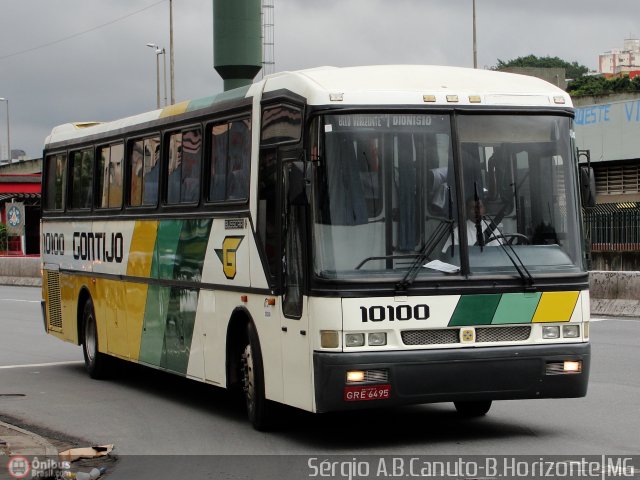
[562,325,580,338]
[542,325,580,339]
[345,332,387,347]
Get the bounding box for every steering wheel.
[486,233,530,245]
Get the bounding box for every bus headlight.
[368,332,387,346]
[542,326,560,339]
[345,333,365,347]
[562,325,580,338]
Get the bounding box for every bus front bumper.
[313,343,590,413]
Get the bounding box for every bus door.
[279,152,312,411]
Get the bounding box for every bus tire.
[82,298,109,379]
[454,400,492,417]
[241,322,273,430]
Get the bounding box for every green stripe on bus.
[160,287,199,375]
[492,292,542,324]
[449,294,502,326]
[154,220,184,280]
[172,219,212,281]
[140,219,211,374]
[139,284,171,366]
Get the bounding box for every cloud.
[0,0,639,157]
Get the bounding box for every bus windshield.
[311,113,585,281]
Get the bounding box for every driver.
[442,198,503,252]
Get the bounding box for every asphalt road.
[1,285,639,477]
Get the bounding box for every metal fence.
[583,202,640,251]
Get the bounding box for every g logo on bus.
[215,236,244,279]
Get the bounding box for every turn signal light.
[320,330,339,348]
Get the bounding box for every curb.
[0,276,42,287]
[0,421,58,457]
[590,298,640,318]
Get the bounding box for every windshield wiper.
[481,216,535,288]
[395,219,454,293]
[356,253,423,270]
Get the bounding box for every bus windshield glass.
[311,113,584,281]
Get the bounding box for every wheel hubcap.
[85,314,96,363]
[242,344,255,413]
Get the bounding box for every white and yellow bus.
[41,65,590,429]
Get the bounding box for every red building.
[0,173,41,255]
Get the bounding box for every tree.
[495,55,589,79]
[567,74,640,96]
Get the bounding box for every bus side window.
[129,140,144,206]
[96,143,123,209]
[261,104,302,145]
[227,119,251,200]
[208,117,251,203]
[257,149,279,282]
[143,136,160,205]
[166,128,202,205]
[209,123,229,202]
[129,135,160,207]
[45,153,67,211]
[69,148,94,210]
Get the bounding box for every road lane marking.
[0,299,40,303]
[0,361,83,370]
[591,317,640,322]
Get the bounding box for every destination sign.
[327,114,448,132]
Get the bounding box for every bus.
[41,65,590,430]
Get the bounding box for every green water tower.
[213,0,263,91]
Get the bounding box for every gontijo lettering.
[73,231,124,263]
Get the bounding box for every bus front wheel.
[241,322,273,430]
[454,400,492,417]
[82,298,109,379]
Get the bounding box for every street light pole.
[169,0,175,105]
[472,0,478,69]
[146,43,161,109]
[161,48,168,107]
[0,98,10,163]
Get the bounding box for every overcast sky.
[0,0,638,159]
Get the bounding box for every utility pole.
[169,0,175,104]
[472,0,478,69]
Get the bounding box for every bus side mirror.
[579,165,596,208]
[286,160,307,206]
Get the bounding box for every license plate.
[344,384,391,402]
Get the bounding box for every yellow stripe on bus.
[532,291,580,323]
[159,101,189,118]
[126,282,148,362]
[127,220,159,278]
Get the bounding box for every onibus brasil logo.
[7,456,30,479]
[7,456,72,479]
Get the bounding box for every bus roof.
[259,65,572,107]
[45,65,572,147]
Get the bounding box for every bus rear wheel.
[82,298,109,379]
[241,322,273,430]
[454,400,492,417]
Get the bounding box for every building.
[598,38,640,75]
[0,160,41,255]
[573,93,640,270]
